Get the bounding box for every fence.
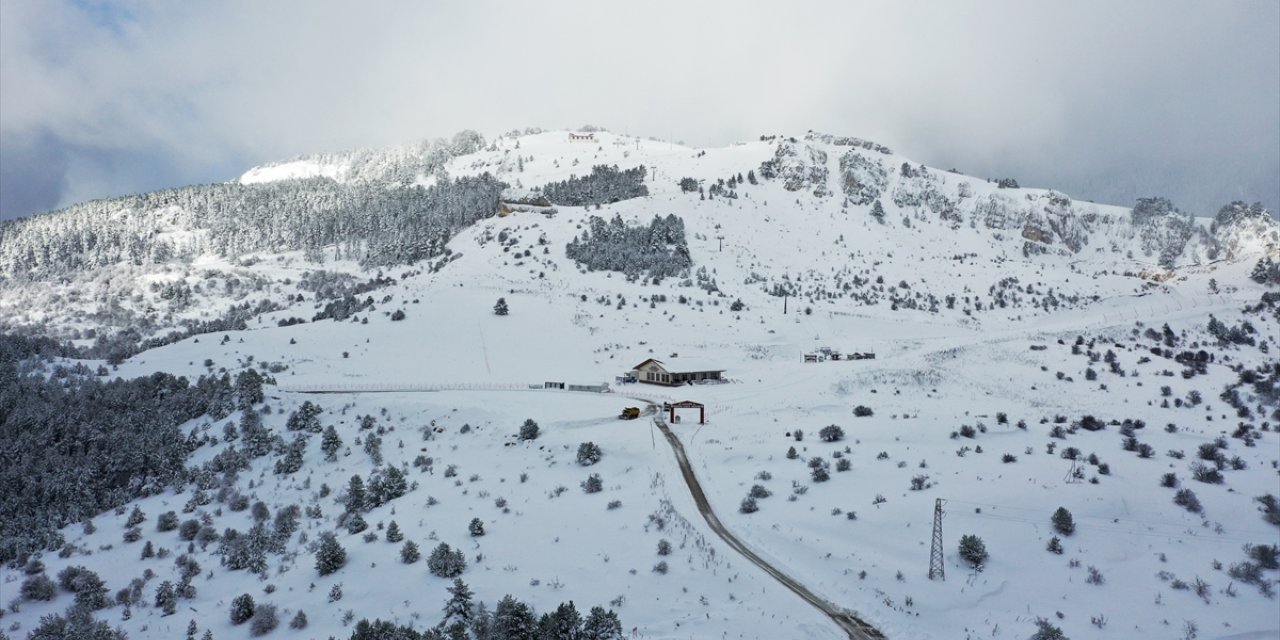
[283,382,540,394]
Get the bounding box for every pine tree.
[141,540,155,559]
[494,297,509,316]
[344,475,366,513]
[235,369,265,410]
[442,578,474,626]
[581,606,624,640]
[538,601,583,640]
[315,532,347,576]
[230,593,255,624]
[286,400,324,432]
[469,601,494,640]
[371,466,408,503]
[871,200,886,223]
[958,534,988,569]
[519,419,539,440]
[60,566,109,610]
[493,595,538,640]
[428,542,466,577]
[274,435,306,475]
[469,518,485,537]
[126,505,147,528]
[1030,618,1068,640]
[386,520,404,543]
[321,425,343,461]
[239,409,273,457]
[157,510,180,532]
[1051,507,1075,536]
[346,513,368,534]
[1046,535,1064,554]
[400,539,421,564]
[20,575,56,601]
[154,580,177,615]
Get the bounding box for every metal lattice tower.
[928,498,946,580]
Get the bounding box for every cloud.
[1,0,1276,220]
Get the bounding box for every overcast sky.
[2,0,1277,221]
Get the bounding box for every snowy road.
[647,410,886,640]
[288,383,887,638]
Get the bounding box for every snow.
[3,129,1278,640]
[238,159,350,185]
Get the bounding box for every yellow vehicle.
[619,407,641,420]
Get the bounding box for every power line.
[946,499,1274,538]
[947,509,1264,546]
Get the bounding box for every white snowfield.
[238,159,351,185]
[3,129,1279,640]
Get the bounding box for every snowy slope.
[2,128,1278,640]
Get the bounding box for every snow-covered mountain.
[1,128,1278,640]
[0,129,1273,352]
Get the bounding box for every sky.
[2,0,1277,221]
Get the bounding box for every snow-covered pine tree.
[442,578,474,627]
[230,593,255,625]
[428,542,467,577]
[581,605,624,640]
[343,475,366,513]
[315,532,347,576]
[519,419,540,440]
[386,520,404,543]
[401,539,421,564]
[493,595,538,639]
[286,401,324,432]
[871,200,886,223]
[321,425,343,461]
[1051,507,1075,535]
[538,601,583,639]
[154,580,177,615]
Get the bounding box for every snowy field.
[2,130,1277,640]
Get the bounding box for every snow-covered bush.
[428,543,467,578]
[958,534,988,568]
[576,442,603,466]
[519,419,540,441]
[1051,507,1075,536]
[250,604,278,636]
[819,425,845,442]
[230,593,255,625]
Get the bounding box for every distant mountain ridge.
[0,128,1274,355]
[763,131,1276,265]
